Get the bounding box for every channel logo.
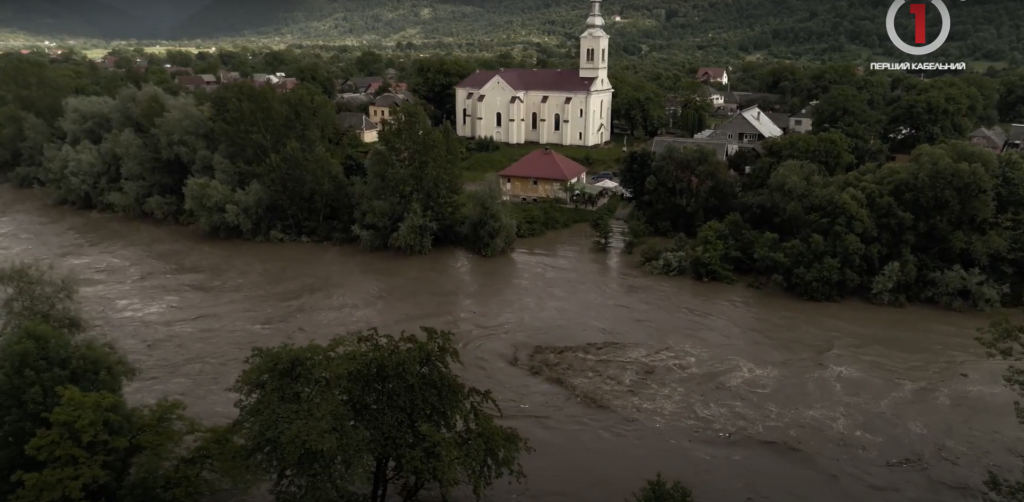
[871,0,964,71]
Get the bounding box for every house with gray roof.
[337,112,379,143]
[789,104,814,133]
[1005,124,1024,152]
[707,106,784,145]
[971,126,1008,153]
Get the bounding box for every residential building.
[100,56,119,69]
[218,70,241,83]
[766,112,791,134]
[1004,125,1024,152]
[1003,125,1024,152]
[970,126,1008,153]
[339,76,408,94]
[337,112,379,143]
[454,0,613,147]
[707,106,783,145]
[497,147,587,202]
[651,137,733,161]
[695,67,728,86]
[337,93,373,110]
[789,104,814,133]
[368,91,415,125]
[198,74,217,87]
[176,75,211,91]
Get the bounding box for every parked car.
[590,171,614,182]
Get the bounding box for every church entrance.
[494,130,503,142]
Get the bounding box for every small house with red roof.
[497,147,588,202]
[696,67,728,86]
[454,0,613,147]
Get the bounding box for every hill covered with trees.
[169,0,1022,62]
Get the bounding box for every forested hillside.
[0,0,147,39]
[172,0,1022,62]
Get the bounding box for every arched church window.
[600,100,604,118]
[602,49,606,62]
[554,113,561,132]
[579,108,583,118]
[586,48,593,63]
[531,112,537,130]
[496,112,502,127]
[462,108,467,126]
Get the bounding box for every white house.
[696,67,728,86]
[454,0,613,147]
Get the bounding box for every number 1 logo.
[886,0,951,56]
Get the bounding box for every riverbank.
[0,185,1017,502]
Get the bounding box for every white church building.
[454,0,613,147]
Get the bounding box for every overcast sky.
[99,0,211,26]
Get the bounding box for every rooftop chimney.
[499,68,504,72]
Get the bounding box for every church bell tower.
[578,0,609,82]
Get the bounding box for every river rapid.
[1,185,1021,502]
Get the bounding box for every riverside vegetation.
[620,66,1024,311]
[0,261,697,501]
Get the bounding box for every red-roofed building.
[497,147,587,202]
[696,67,728,86]
[455,0,612,147]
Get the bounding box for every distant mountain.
[169,0,1021,62]
[0,0,151,39]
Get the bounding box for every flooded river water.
[1,185,1021,501]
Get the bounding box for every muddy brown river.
[1,185,1022,501]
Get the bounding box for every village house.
[706,106,783,145]
[766,112,791,133]
[218,70,241,83]
[253,73,299,93]
[789,104,815,133]
[176,75,215,91]
[336,93,374,110]
[969,126,1008,153]
[337,112,379,143]
[339,76,408,94]
[497,147,588,202]
[1002,125,1024,152]
[454,0,613,147]
[696,67,728,86]
[368,91,415,125]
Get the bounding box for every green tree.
[630,472,695,502]
[230,327,533,502]
[591,212,613,249]
[0,262,84,336]
[460,182,518,257]
[353,105,464,253]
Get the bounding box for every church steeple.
[579,0,609,80]
[586,0,604,28]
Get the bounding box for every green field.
[459,138,634,183]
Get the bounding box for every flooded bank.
[0,185,1019,501]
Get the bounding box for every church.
[454,0,613,147]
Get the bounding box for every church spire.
[586,0,604,28]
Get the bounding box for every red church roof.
[457,68,595,93]
[497,148,588,181]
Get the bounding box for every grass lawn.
[459,140,636,183]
